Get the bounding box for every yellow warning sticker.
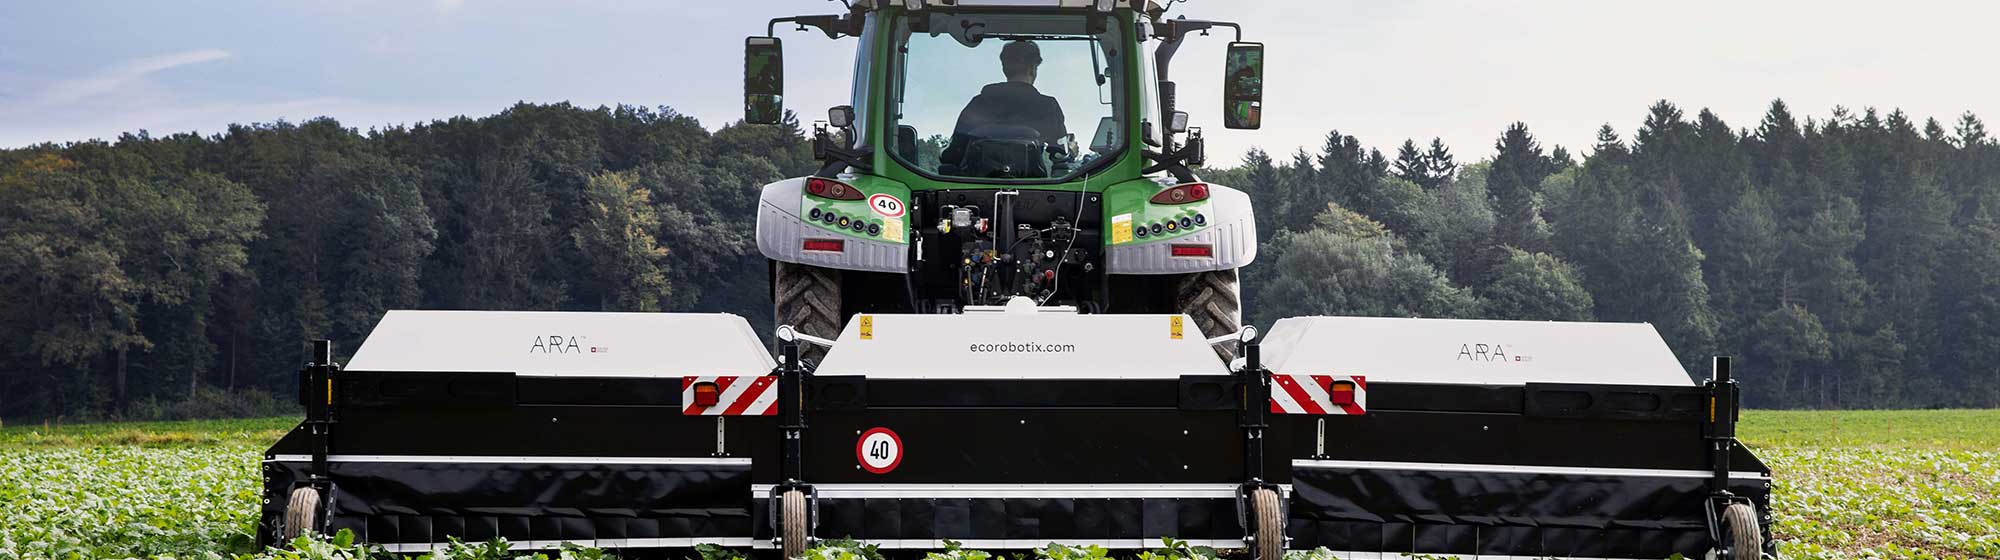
[860,315,874,340]
[1170,316,1184,339]
[883,218,904,242]
[1110,213,1133,244]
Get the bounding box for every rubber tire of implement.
[774,261,841,362]
[1723,502,1763,559]
[781,489,809,559]
[1251,487,1283,560]
[1175,269,1243,360]
[281,486,320,541]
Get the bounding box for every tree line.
[0,104,812,420]
[1,99,1996,419]
[1215,100,2000,409]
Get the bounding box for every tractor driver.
[939,40,1069,166]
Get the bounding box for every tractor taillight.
[806,177,863,201]
[1150,182,1211,205]
[1170,244,1213,257]
[802,239,845,252]
[692,382,720,407]
[1329,381,1356,406]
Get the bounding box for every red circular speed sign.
[856,427,903,474]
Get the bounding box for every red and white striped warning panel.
[1270,374,1367,415]
[681,375,778,416]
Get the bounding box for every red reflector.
[1330,381,1356,406]
[802,239,845,252]
[1170,244,1213,257]
[693,382,720,407]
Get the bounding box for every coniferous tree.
[1487,122,1556,252]
[1425,137,1458,187]
[1392,139,1427,186]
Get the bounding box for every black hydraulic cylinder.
[779,341,806,482]
[303,339,335,482]
[1241,341,1267,482]
[1708,356,1736,494]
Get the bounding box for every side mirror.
[1168,111,1190,135]
[828,105,854,129]
[744,36,784,125]
[1222,42,1263,130]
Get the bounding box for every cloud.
[32,49,232,107]
[434,0,465,14]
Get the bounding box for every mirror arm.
[768,13,862,39]
[813,126,873,176]
[1142,148,1200,184]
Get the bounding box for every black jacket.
[940,82,1067,165]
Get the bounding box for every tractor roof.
[852,0,1162,12]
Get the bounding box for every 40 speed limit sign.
[856,427,903,474]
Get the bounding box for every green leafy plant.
[1033,543,1110,560]
[801,538,885,560]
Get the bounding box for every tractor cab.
[748,0,1265,355]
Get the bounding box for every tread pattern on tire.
[282,486,320,541]
[781,489,809,559]
[774,262,841,362]
[1723,502,1762,559]
[1251,487,1283,560]
[1176,269,1243,360]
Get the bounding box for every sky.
[3,0,1998,166]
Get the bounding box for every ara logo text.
[530,334,585,354]
[1457,343,1513,362]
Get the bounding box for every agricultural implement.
[262,0,1774,558]
[261,307,1772,559]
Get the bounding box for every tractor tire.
[773,261,842,362]
[781,489,809,559]
[1722,502,1763,559]
[1250,487,1284,560]
[281,486,320,541]
[1176,269,1243,360]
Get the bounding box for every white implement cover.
[1260,317,1693,386]
[812,303,1230,379]
[346,310,775,378]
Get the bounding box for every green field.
[2,412,1996,559]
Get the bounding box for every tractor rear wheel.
[281,486,320,541]
[780,489,809,559]
[773,261,842,362]
[1722,502,1762,559]
[1250,487,1284,560]
[1176,269,1243,360]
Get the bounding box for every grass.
[1,412,1996,559]
[0,416,295,448]
[1738,409,2000,451]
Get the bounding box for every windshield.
[889,12,1127,182]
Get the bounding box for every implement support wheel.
[1251,487,1283,560]
[282,486,321,541]
[781,489,809,559]
[1722,502,1762,558]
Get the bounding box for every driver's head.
[1000,40,1042,83]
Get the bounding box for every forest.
[2,99,1997,419]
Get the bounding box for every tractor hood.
[345,310,775,378]
[1259,316,1695,387]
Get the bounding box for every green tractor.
[748,0,1264,355]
